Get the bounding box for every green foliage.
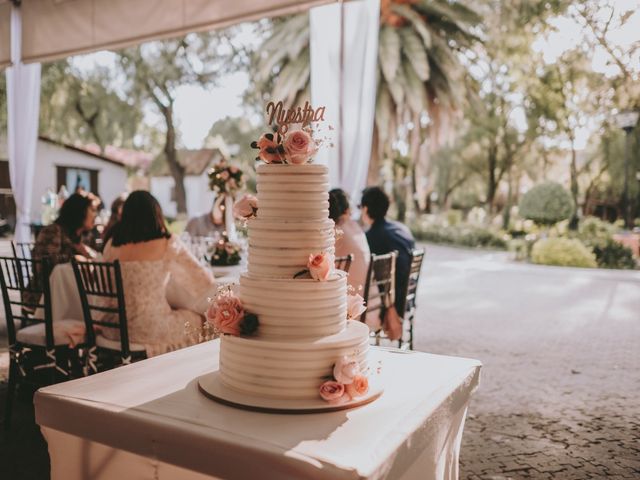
[519,181,574,225]
[592,240,636,270]
[576,216,617,249]
[531,238,597,268]
[411,223,508,249]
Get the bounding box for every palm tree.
[252,1,481,206]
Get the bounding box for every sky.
[69,1,640,151]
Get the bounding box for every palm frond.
[391,4,432,49]
[379,26,402,84]
[399,27,430,81]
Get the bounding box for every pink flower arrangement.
[283,129,317,164]
[233,194,258,220]
[206,291,259,336]
[307,252,332,281]
[319,355,370,403]
[346,293,366,320]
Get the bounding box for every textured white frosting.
[240,271,347,339]
[219,321,369,399]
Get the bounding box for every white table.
[34,341,481,480]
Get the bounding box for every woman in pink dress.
[329,189,370,294]
[103,191,216,356]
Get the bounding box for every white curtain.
[310,0,379,202]
[6,5,41,242]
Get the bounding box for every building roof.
[149,148,226,177]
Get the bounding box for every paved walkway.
[0,243,639,479]
[414,245,640,479]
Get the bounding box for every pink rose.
[333,356,360,385]
[319,380,346,402]
[256,134,283,163]
[307,252,332,281]
[346,293,366,320]
[233,194,258,219]
[220,170,230,180]
[345,375,369,398]
[206,293,244,335]
[283,130,316,164]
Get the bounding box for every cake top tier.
[256,163,328,176]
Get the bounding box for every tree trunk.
[569,140,579,230]
[163,105,187,216]
[367,126,381,186]
[486,143,498,214]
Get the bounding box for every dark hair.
[111,191,170,246]
[328,189,350,222]
[55,193,93,243]
[102,193,128,246]
[360,186,390,221]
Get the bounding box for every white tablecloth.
[34,341,481,480]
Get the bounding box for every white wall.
[32,140,128,221]
[150,173,215,219]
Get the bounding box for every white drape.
[310,0,379,202]
[6,5,41,242]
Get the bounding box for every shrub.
[577,216,616,249]
[519,181,574,225]
[531,238,597,268]
[412,223,508,249]
[592,240,636,270]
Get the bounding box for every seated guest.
[103,191,216,356]
[329,188,370,292]
[360,186,415,339]
[25,193,98,307]
[101,193,128,248]
[185,195,226,238]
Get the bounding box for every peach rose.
[345,375,369,398]
[307,252,332,281]
[206,294,244,335]
[256,134,283,163]
[319,380,346,402]
[233,194,258,219]
[220,170,230,180]
[346,293,366,320]
[333,356,360,385]
[283,129,316,164]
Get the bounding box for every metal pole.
[623,128,632,229]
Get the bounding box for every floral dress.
[102,236,216,357]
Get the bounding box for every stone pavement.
[0,242,639,479]
[413,245,640,479]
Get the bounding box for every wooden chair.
[334,254,354,274]
[399,249,425,351]
[360,251,397,345]
[71,259,146,374]
[11,241,35,259]
[0,256,77,429]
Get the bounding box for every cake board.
[198,371,383,414]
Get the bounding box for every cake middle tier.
[239,271,347,339]
[247,218,335,277]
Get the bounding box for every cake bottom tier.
[219,321,369,400]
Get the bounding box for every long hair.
[55,193,93,243]
[111,191,170,246]
[101,193,128,246]
[329,188,350,222]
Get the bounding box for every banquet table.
[34,341,481,480]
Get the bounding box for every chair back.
[404,249,425,314]
[0,256,54,348]
[334,254,354,274]
[360,251,397,322]
[71,259,131,361]
[11,241,35,259]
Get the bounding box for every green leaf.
[402,60,428,115]
[375,84,393,143]
[379,26,401,84]
[399,27,430,81]
[391,4,431,49]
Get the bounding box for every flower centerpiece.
[207,159,244,242]
[208,236,242,266]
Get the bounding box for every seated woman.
[329,188,370,292]
[103,190,216,356]
[100,193,127,248]
[25,193,98,307]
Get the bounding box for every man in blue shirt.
[360,186,416,317]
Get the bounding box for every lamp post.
[615,110,639,230]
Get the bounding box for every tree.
[117,32,249,215]
[519,181,575,226]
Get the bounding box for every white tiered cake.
[216,163,372,405]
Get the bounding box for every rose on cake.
[333,355,360,384]
[346,293,366,320]
[319,355,370,403]
[251,133,285,163]
[206,290,259,336]
[345,375,369,398]
[307,252,333,281]
[319,380,349,403]
[233,194,258,220]
[283,129,317,165]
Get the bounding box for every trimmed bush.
[531,238,597,268]
[577,216,616,249]
[519,182,574,225]
[411,223,508,249]
[592,240,636,270]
